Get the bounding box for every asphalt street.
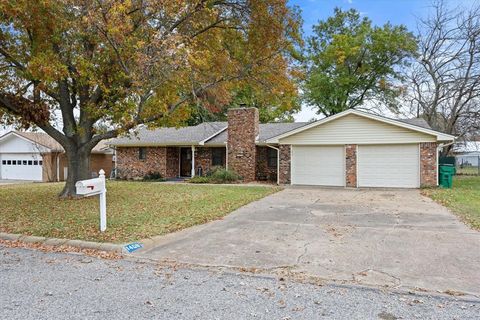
[1,245,479,320]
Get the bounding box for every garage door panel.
[0,153,43,181]
[358,145,419,188]
[292,146,344,186]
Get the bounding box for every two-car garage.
[357,144,419,188]
[291,144,420,188]
[267,109,455,189]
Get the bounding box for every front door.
[180,148,192,177]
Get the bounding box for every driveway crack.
[296,240,313,264]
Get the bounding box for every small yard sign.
[124,242,143,253]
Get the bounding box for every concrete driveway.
[137,187,480,295]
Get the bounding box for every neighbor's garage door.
[0,153,43,181]
[291,146,345,186]
[357,144,419,188]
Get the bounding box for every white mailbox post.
[75,169,107,232]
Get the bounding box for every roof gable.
[266,109,455,144]
[0,131,112,154]
[0,131,52,153]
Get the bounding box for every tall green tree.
[0,0,302,197]
[304,8,417,116]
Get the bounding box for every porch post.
[191,145,196,177]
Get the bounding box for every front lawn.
[0,181,279,243]
[423,176,480,230]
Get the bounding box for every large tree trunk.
[59,146,92,198]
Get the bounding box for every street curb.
[134,219,219,254]
[0,232,125,253]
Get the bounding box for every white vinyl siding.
[280,114,435,145]
[357,144,419,188]
[291,146,345,186]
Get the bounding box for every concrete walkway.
[136,187,480,295]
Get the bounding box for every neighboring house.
[453,141,480,167]
[110,107,455,188]
[0,131,114,181]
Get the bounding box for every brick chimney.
[227,107,259,182]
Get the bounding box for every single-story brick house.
[110,107,455,188]
[0,131,114,182]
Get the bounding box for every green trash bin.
[439,165,455,188]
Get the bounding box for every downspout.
[56,152,60,182]
[437,141,455,186]
[266,144,280,185]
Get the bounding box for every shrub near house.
[190,167,242,184]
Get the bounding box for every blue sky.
[290,0,476,121]
[289,0,429,37]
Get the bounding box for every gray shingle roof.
[109,122,227,146]
[204,122,308,145]
[109,121,309,146]
[453,141,480,153]
[398,118,432,129]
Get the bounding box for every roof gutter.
[109,142,202,147]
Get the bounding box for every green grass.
[423,176,480,230]
[0,181,279,243]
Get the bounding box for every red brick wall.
[194,147,211,176]
[227,108,259,182]
[116,146,230,179]
[256,146,277,181]
[116,147,168,179]
[420,142,438,187]
[166,147,180,178]
[345,144,357,187]
[278,144,291,184]
[90,153,114,178]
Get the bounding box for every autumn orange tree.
[0,0,302,197]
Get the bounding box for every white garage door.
[358,144,419,188]
[0,153,43,181]
[291,146,345,186]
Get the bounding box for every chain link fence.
[455,155,480,176]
